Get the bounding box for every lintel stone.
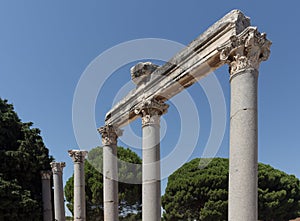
[105,9,250,127]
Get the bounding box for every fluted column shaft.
[69,150,88,221]
[98,125,123,221]
[50,162,66,221]
[136,99,168,221]
[41,171,53,221]
[219,27,271,221]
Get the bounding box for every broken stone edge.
[105,9,251,127]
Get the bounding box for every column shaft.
[74,162,85,220]
[137,99,168,221]
[142,122,161,221]
[98,125,122,221]
[69,150,88,221]
[229,69,258,220]
[103,143,118,221]
[219,27,271,221]
[51,162,66,221]
[41,171,53,221]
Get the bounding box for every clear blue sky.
[1,0,299,215]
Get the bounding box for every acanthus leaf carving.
[218,27,271,76]
[134,99,169,127]
[98,124,123,145]
[68,150,88,163]
[40,170,52,180]
[50,162,66,174]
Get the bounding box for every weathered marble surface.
[69,150,88,221]
[41,171,53,221]
[98,125,121,221]
[102,9,271,221]
[50,162,66,221]
[219,26,271,221]
[105,10,251,127]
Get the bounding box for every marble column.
[136,99,168,221]
[41,171,53,221]
[220,27,271,220]
[68,150,88,221]
[98,125,123,221]
[51,162,66,221]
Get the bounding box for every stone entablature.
[105,10,252,128]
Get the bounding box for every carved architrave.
[50,162,66,174]
[40,170,52,180]
[134,99,169,127]
[219,27,272,77]
[68,150,88,163]
[98,125,123,146]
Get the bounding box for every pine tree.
[0,98,53,220]
[162,158,300,221]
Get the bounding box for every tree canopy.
[0,98,53,220]
[162,158,300,221]
[65,146,142,220]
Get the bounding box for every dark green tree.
[258,163,300,220]
[162,158,300,221]
[65,146,142,220]
[0,98,53,220]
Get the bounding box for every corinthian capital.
[134,99,169,127]
[50,162,66,174]
[219,27,272,76]
[68,150,88,163]
[40,170,52,180]
[98,124,123,145]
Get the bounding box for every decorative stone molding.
[68,150,88,163]
[105,11,254,127]
[130,62,159,86]
[134,99,169,127]
[40,170,52,180]
[219,27,271,76]
[50,162,66,174]
[98,125,123,145]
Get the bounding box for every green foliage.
[64,175,74,215]
[0,98,53,220]
[65,146,142,220]
[162,158,228,221]
[258,163,300,220]
[119,212,142,221]
[162,158,300,221]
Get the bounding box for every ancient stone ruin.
[98,9,271,221]
[43,9,271,221]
